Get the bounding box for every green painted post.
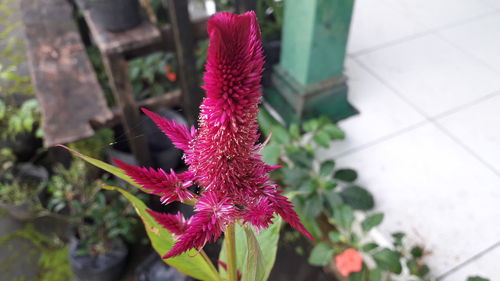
[265,0,358,124]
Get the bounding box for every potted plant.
[0,148,48,221]
[87,0,143,32]
[47,160,140,281]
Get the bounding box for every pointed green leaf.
[102,185,220,281]
[262,143,281,166]
[308,242,334,266]
[59,145,139,188]
[362,213,384,232]
[319,160,336,177]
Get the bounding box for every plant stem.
[200,250,223,281]
[225,223,237,281]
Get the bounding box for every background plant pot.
[0,201,39,221]
[135,252,191,281]
[69,237,128,281]
[89,0,142,32]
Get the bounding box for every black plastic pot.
[89,0,142,32]
[69,237,128,281]
[135,252,191,281]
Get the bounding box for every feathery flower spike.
[116,11,312,259]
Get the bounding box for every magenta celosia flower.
[114,11,312,259]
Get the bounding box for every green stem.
[225,224,237,281]
[200,250,223,281]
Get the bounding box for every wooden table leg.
[166,0,202,126]
[102,54,153,167]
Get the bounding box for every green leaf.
[289,123,300,139]
[339,186,374,210]
[271,125,290,144]
[319,160,336,177]
[313,131,331,148]
[261,143,281,166]
[303,194,322,219]
[59,145,139,189]
[308,242,334,266]
[334,169,358,182]
[324,190,343,211]
[361,213,384,232]
[372,248,402,274]
[368,268,383,281]
[466,276,490,281]
[302,119,319,132]
[361,242,379,252]
[219,218,282,281]
[410,246,424,258]
[323,124,345,140]
[102,185,220,281]
[327,231,343,242]
[241,227,265,281]
[333,204,354,230]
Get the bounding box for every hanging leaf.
[242,227,265,281]
[102,185,220,281]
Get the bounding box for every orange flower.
[335,248,363,276]
[165,64,177,82]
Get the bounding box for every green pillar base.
[264,65,358,125]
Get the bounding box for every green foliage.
[47,160,140,256]
[259,112,487,281]
[0,0,41,140]
[467,277,490,281]
[0,223,71,281]
[220,217,282,281]
[308,242,334,266]
[129,52,178,100]
[106,185,221,281]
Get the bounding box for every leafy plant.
[259,112,490,281]
[47,160,140,256]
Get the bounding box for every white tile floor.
[332,0,500,279]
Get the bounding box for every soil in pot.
[69,237,128,281]
[89,0,142,32]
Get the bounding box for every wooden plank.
[124,17,209,59]
[101,54,152,166]
[20,0,113,147]
[93,89,182,128]
[83,10,162,56]
[166,0,202,125]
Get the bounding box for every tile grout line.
[351,52,500,276]
[349,9,500,58]
[349,57,500,178]
[435,29,500,76]
[437,241,500,280]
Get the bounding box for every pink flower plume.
[113,159,195,204]
[115,11,312,259]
